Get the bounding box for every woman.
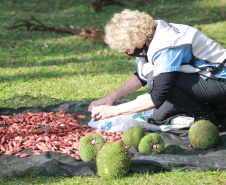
[88,9,226,129]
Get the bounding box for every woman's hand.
[91,105,118,120]
[88,96,114,112]
[88,75,142,112]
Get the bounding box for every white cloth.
[137,20,226,80]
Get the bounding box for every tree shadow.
[0,55,136,83]
[136,0,226,26]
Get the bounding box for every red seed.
[0,145,6,153]
[64,168,72,172]
[0,111,123,161]
[20,153,30,158]
[19,106,26,109]
[33,152,41,156]
[0,115,11,119]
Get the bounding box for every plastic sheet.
[0,101,226,178]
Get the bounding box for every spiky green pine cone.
[96,141,131,178]
[138,133,165,155]
[122,126,146,147]
[79,133,105,162]
[188,120,220,150]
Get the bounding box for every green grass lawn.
[0,0,226,184]
[1,170,226,185]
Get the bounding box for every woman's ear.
[145,40,151,47]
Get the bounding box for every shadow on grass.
[0,86,148,109]
[0,0,225,90]
[0,41,109,68]
[0,54,136,83]
[1,0,225,41]
[0,94,65,109]
[132,0,226,25]
[1,0,224,69]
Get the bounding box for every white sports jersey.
[137,20,226,81]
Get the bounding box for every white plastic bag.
[88,113,194,133]
[88,113,152,133]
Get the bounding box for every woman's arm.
[88,74,143,112]
[91,93,155,119]
[91,72,178,120]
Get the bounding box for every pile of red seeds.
[0,110,122,160]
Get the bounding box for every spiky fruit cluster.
[79,133,105,162]
[138,133,165,155]
[188,120,220,150]
[121,126,146,148]
[96,141,131,178]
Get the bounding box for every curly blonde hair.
[105,9,156,52]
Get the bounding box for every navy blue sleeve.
[147,72,178,108]
[134,72,147,86]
